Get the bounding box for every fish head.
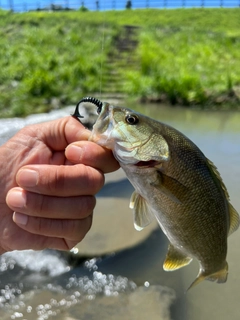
[90,102,169,165]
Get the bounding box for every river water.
[0,103,240,320]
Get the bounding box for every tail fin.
[187,261,228,291]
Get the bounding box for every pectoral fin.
[228,203,240,236]
[151,171,188,204]
[163,244,192,271]
[130,191,154,231]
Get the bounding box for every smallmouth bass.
[73,98,240,290]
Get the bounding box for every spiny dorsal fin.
[163,244,192,271]
[129,191,154,231]
[206,158,239,236]
[228,203,240,236]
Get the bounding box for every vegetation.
[0,8,240,117]
[124,27,240,107]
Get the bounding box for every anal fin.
[163,244,192,271]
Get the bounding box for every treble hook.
[72,97,103,121]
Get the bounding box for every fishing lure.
[72,96,103,121]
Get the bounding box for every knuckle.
[65,215,93,244]
[84,166,105,194]
[65,220,82,240]
[81,196,96,216]
[63,240,77,251]
[27,192,48,215]
[39,165,67,195]
[49,166,66,193]
[34,216,46,234]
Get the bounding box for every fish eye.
[125,114,139,125]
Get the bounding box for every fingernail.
[13,212,28,225]
[7,189,26,208]
[17,169,39,187]
[66,145,83,162]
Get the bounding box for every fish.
[73,97,240,290]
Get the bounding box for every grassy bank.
[0,8,240,117]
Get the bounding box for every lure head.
[72,96,103,121]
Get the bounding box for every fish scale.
[74,98,239,290]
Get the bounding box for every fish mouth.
[135,160,161,167]
[89,102,114,147]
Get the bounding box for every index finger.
[25,116,91,152]
[65,141,120,173]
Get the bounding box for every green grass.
[0,8,240,117]
[0,11,118,116]
[124,27,240,106]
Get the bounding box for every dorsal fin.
[206,158,239,236]
[228,203,240,236]
[206,158,230,199]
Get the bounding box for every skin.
[0,116,119,254]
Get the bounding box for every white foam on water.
[0,106,74,145]
[1,250,70,276]
[0,256,149,320]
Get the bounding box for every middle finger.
[16,164,104,196]
[6,187,96,219]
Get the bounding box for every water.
[0,104,240,320]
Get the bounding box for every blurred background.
[0,2,240,320]
[0,0,239,12]
[0,2,240,117]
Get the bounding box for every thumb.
[38,116,91,151]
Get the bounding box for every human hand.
[0,116,119,254]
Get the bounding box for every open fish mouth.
[135,160,160,167]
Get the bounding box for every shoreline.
[1,8,240,117]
